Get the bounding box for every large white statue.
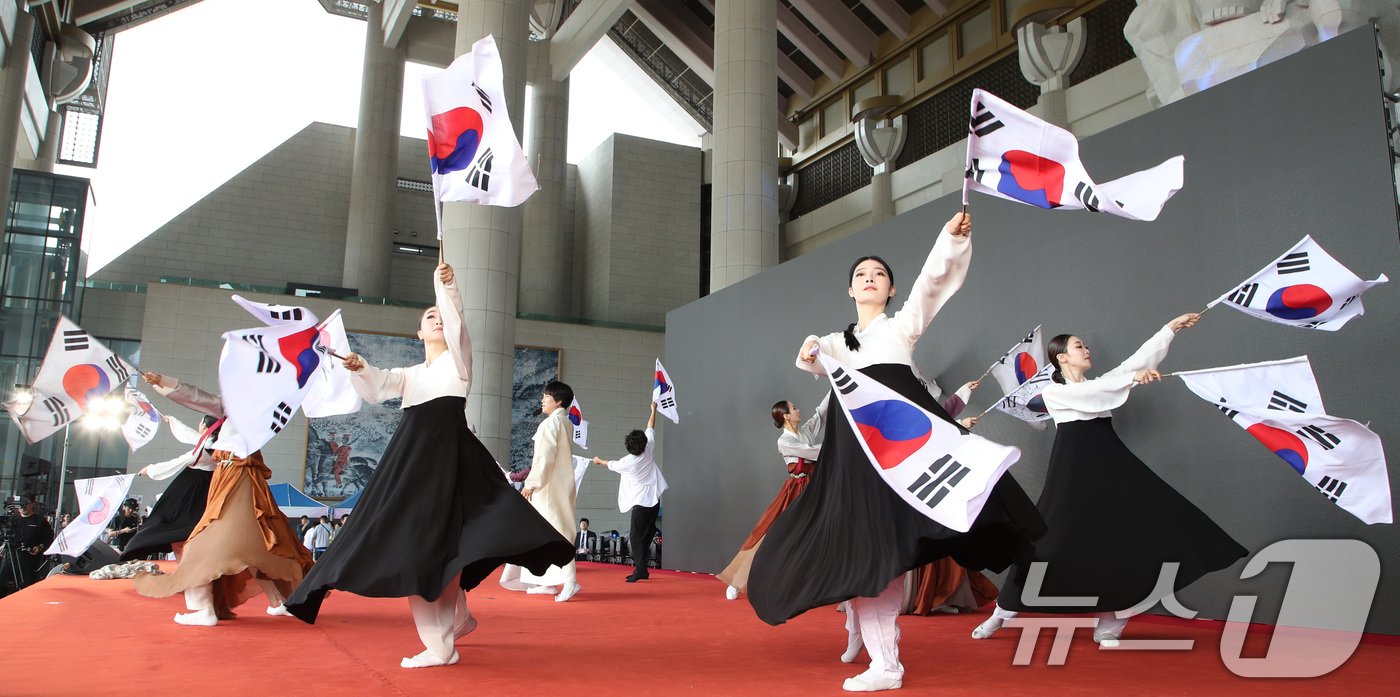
[1125,0,1400,106]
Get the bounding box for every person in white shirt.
[282,262,575,669]
[519,380,584,602]
[746,212,1045,693]
[302,516,333,560]
[120,415,217,563]
[972,315,1246,646]
[592,402,668,582]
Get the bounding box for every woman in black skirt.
[283,262,575,669]
[747,212,1044,693]
[971,314,1246,646]
[120,415,218,562]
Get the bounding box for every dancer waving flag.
[964,88,1183,221]
[653,359,679,424]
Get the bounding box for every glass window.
[959,7,994,57]
[821,97,847,137]
[853,76,880,105]
[920,34,951,80]
[886,56,914,98]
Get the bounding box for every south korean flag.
[652,359,679,424]
[964,88,1184,221]
[215,305,324,457]
[7,316,134,444]
[1177,358,1392,524]
[817,351,1021,532]
[986,325,1050,430]
[121,387,163,452]
[992,363,1055,426]
[1208,235,1388,331]
[568,397,589,449]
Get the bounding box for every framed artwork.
[303,331,420,498]
[509,345,561,473]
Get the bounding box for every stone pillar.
[34,109,60,172]
[1017,19,1086,129]
[444,0,530,458]
[342,0,406,297]
[852,96,906,225]
[0,10,35,214]
[520,37,570,316]
[709,0,778,292]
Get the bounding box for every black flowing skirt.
[998,417,1246,613]
[748,363,1046,625]
[285,396,576,623]
[120,466,213,561]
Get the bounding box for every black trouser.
[628,504,660,576]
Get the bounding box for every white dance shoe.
[841,634,864,663]
[401,649,460,669]
[266,604,293,617]
[526,585,558,595]
[555,582,581,603]
[841,670,903,692]
[173,609,218,627]
[970,616,1004,639]
[725,585,739,600]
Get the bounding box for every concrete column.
[342,0,406,297]
[0,10,35,214]
[520,37,570,316]
[709,0,778,292]
[853,97,906,225]
[444,0,530,458]
[34,109,60,172]
[1017,19,1086,129]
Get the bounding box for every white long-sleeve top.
[777,400,827,463]
[604,427,668,511]
[142,416,215,480]
[1041,324,1177,424]
[348,274,473,408]
[796,230,971,374]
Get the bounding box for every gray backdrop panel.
[664,28,1400,633]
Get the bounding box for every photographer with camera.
[106,499,141,552]
[1,495,55,597]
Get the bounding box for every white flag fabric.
[572,455,590,495]
[121,388,162,452]
[567,397,589,449]
[817,352,1021,532]
[232,295,317,327]
[44,474,136,556]
[6,316,133,444]
[214,303,325,457]
[653,359,679,424]
[301,310,362,418]
[992,363,1056,425]
[1177,358,1392,525]
[1207,235,1388,331]
[422,34,539,213]
[964,89,1184,221]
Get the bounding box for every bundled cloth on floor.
[90,561,163,580]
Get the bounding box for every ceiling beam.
[775,2,844,82]
[633,0,714,83]
[860,0,911,40]
[382,0,416,48]
[549,0,631,82]
[789,0,877,68]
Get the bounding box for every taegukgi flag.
[215,300,325,457]
[44,474,136,557]
[817,351,1021,532]
[301,309,362,418]
[993,363,1056,426]
[6,316,133,444]
[422,34,539,214]
[1207,235,1388,331]
[1176,357,1392,525]
[988,325,1045,396]
[964,88,1184,221]
[653,359,679,424]
[121,388,162,452]
[568,397,588,449]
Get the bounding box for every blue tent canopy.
[329,488,361,515]
[267,483,328,517]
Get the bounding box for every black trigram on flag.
[1297,424,1341,450]
[1073,182,1100,212]
[657,395,676,411]
[270,402,293,434]
[41,396,71,427]
[242,334,282,374]
[1267,390,1307,413]
[472,82,493,114]
[63,330,89,352]
[467,148,494,191]
[1226,283,1259,307]
[1315,476,1348,502]
[965,158,988,184]
[906,454,971,510]
[969,101,1003,137]
[1338,295,1358,312]
[270,308,303,322]
[1277,251,1310,275]
[1216,398,1239,419]
[831,367,859,395]
[133,423,154,439]
[105,356,130,383]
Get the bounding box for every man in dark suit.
[574,518,597,561]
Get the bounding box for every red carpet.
[0,561,1389,695]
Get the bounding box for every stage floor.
[0,561,1389,695]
